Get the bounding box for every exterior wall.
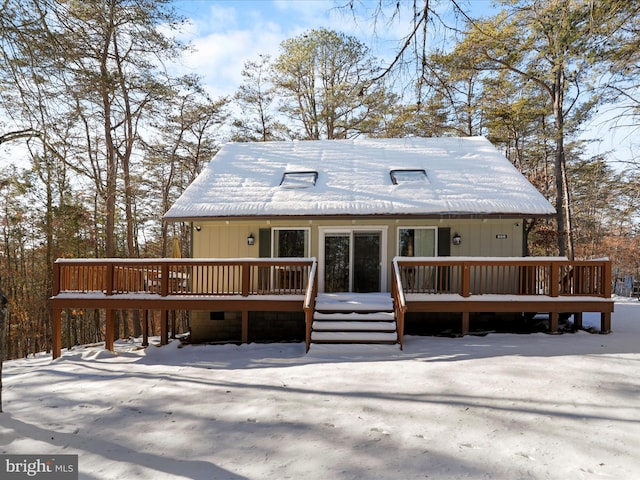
[192,217,524,260]
[190,310,304,344]
[191,311,242,343]
[189,218,524,342]
[446,219,524,257]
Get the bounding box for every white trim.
[318,226,388,293]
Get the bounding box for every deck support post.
[142,310,149,346]
[396,308,405,350]
[304,309,313,353]
[160,310,169,345]
[461,311,469,335]
[105,309,115,351]
[600,312,611,334]
[241,311,249,343]
[549,312,559,334]
[573,312,583,330]
[52,308,62,359]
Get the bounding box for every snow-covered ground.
[2,298,639,480]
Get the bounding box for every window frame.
[397,226,438,257]
[389,169,428,185]
[271,227,311,258]
[279,171,319,189]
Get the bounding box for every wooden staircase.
[309,293,399,347]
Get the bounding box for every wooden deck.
[50,256,613,357]
[391,257,614,348]
[51,258,318,358]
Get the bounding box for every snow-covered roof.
[164,137,555,220]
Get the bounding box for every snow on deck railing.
[53,258,317,297]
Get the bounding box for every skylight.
[279,171,319,189]
[390,169,429,185]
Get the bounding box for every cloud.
[169,0,425,98]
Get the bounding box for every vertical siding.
[192,218,526,292]
[446,219,523,257]
[194,223,260,258]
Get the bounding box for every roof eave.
[163,211,557,223]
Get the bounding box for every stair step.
[313,312,395,321]
[315,293,393,312]
[311,331,398,342]
[312,321,396,332]
[309,294,399,348]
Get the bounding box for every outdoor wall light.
[194,225,201,232]
[247,233,255,246]
[452,233,462,246]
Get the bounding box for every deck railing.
[391,259,407,350]
[303,261,319,352]
[392,257,612,298]
[53,258,317,297]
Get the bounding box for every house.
[50,136,613,358]
[162,136,572,343]
[165,136,556,265]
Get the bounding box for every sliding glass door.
[322,229,384,293]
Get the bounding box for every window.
[273,228,310,257]
[398,227,436,257]
[390,169,428,185]
[398,227,439,292]
[279,171,318,189]
[272,228,310,292]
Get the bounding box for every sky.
[169,0,426,97]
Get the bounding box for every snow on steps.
[311,331,398,342]
[310,293,398,346]
[313,311,395,321]
[314,292,394,312]
[312,320,397,332]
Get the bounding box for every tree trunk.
[0,292,8,412]
[552,68,570,258]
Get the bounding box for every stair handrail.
[303,258,318,352]
[391,257,407,349]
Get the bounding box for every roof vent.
[280,171,318,189]
[390,169,429,185]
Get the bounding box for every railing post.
[161,263,169,297]
[105,263,114,295]
[242,261,250,296]
[462,263,471,297]
[550,262,559,297]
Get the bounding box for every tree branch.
[0,128,41,145]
